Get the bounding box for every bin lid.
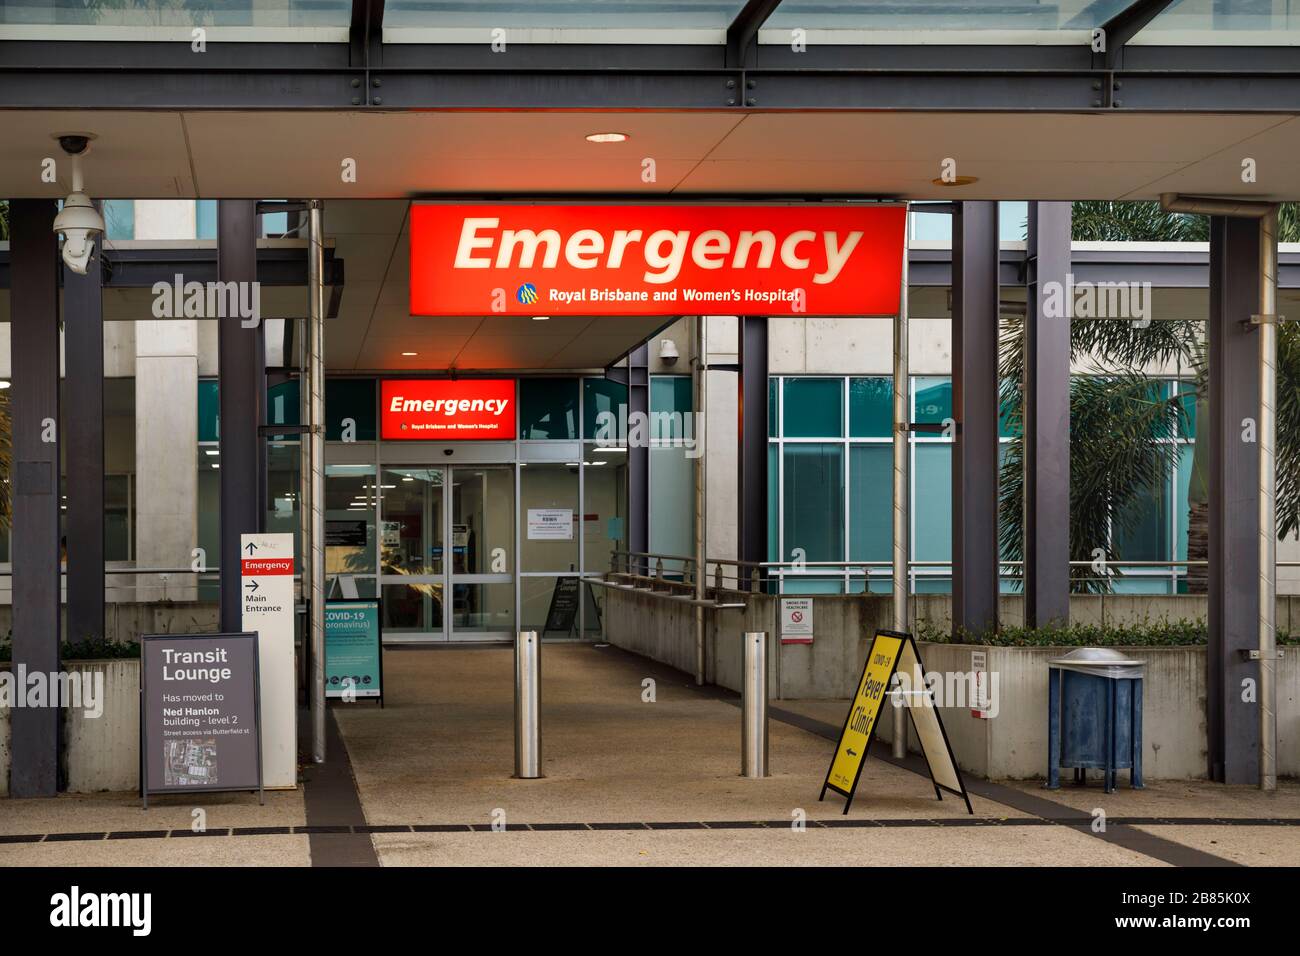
[1048,647,1144,677]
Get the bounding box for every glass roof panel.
[384,1,749,42]
[0,0,352,39]
[761,0,1140,42]
[1130,0,1300,45]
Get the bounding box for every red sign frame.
[381,379,516,440]
[409,203,906,317]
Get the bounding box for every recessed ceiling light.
[401,351,418,356]
[931,175,979,187]
[0,381,10,390]
[585,132,628,144]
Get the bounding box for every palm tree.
[1000,200,1300,595]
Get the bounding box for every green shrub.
[913,617,1299,647]
[0,638,140,662]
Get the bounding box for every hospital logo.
[516,282,539,305]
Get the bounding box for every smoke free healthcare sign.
[408,203,906,317]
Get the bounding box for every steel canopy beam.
[3,39,1300,112]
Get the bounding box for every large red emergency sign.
[409,203,906,317]
[381,379,516,440]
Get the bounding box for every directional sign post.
[240,532,296,789]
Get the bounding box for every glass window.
[764,0,1135,36]
[102,200,134,241]
[849,445,891,563]
[1134,0,1300,43]
[520,378,577,440]
[105,475,132,562]
[0,1,353,35]
[1114,476,1171,563]
[783,378,843,438]
[1178,380,1198,439]
[782,443,843,563]
[849,376,892,438]
[326,464,378,580]
[650,375,692,440]
[583,443,628,575]
[520,462,579,571]
[914,376,952,427]
[196,200,217,240]
[583,377,628,441]
[384,1,749,33]
[326,378,377,441]
[197,379,219,442]
[767,443,779,563]
[768,378,778,438]
[914,444,952,564]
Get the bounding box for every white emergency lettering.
[388,396,510,418]
[454,218,864,285]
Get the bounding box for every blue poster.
[325,600,383,699]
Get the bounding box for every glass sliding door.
[380,467,446,641]
[378,465,515,642]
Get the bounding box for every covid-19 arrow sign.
[240,532,296,789]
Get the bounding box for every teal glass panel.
[650,376,693,441]
[914,444,952,562]
[783,577,843,595]
[1175,444,1194,563]
[849,444,891,563]
[583,377,628,440]
[1178,380,1198,440]
[520,378,578,439]
[326,379,377,441]
[196,200,218,240]
[783,378,843,438]
[782,443,844,562]
[849,377,892,438]
[102,199,134,240]
[768,377,778,438]
[197,379,219,441]
[767,443,779,563]
[1114,474,1171,562]
[914,376,952,426]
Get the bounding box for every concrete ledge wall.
[2,660,141,796]
[0,602,219,644]
[602,587,1300,780]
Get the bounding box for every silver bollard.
[741,631,769,778]
[514,630,542,779]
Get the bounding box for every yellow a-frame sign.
[820,629,973,814]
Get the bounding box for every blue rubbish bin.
[1047,648,1144,793]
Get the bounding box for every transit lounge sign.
[381,378,516,440]
[409,203,907,317]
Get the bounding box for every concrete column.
[134,201,201,604]
[217,200,264,631]
[738,316,769,589]
[1023,202,1072,627]
[9,199,61,797]
[135,321,199,602]
[952,201,1001,640]
[65,235,106,643]
[1207,215,1262,784]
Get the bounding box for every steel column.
[307,200,328,765]
[693,316,708,685]
[891,218,911,759]
[9,200,62,797]
[1024,202,1073,627]
[738,316,768,589]
[951,201,1001,640]
[217,200,263,632]
[627,343,650,576]
[1207,215,1262,784]
[64,229,106,646]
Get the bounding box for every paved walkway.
[2,642,1297,866]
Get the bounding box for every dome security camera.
[658,338,679,365]
[50,133,105,276]
[53,192,104,275]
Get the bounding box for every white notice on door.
[527,508,573,540]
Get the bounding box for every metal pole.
[741,631,769,777]
[298,307,312,705]
[892,206,911,760]
[693,316,708,686]
[307,199,327,764]
[1258,207,1278,792]
[514,630,542,778]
